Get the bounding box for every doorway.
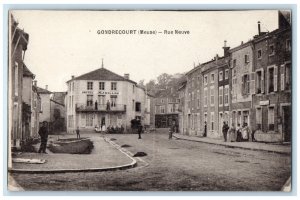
[282,106,291,142]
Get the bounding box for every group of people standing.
[222,122,254,142]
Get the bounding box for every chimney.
[258,21,261,35]
[223,40,230,57]
[45,85,48,90]
[124,73,130,79]
[71,75,75,79]
[33,80,37,87]
[215,54,219,61]
[241,41,244,45]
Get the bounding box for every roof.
[37,87,52,94]
[23,64,35,78]
[67,67,137,84]
[52,92,67,105]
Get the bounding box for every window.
[224,85,229,106]
[204,75,208,85]
[242,74,250,95]
[219,87,223,106]
[72,82,74,91]
[110,95,117,107]
[160,106,165,114]
[219,71,223,81]
[133,100,135,111]
[257,49,262,59]
[281,63,291,91]
[256,70,263,94]
[268,106,275,131]
[233,59,237,68]
[111,82,117,90]
[211,112,215,131]
[269,45,275,56]
[99,82,105,90]
[211,73,215,83]
[161,99,164,103]
[286,39,291,51]
[210,86,214,106]
[197,91,200,108]
[135,102,141,112]
[204,88,208,107]
[86,114,93,126]
[256,107,262,130]
[98,95,105,105]
[268,67,277,93]
[87,95,93,107]
[245,54,250,63]
[225,69,229,79]
[14,62,18,96]
[87,82,93,90]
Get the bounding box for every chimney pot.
[33,80,37,87]
[45,85,48,90]
[71,75,75,79]
[258,21,261,35]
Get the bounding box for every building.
[37,86,52,125]
[178,80,187,134]
[31,81,41,138]
[144,93,155,128]
[50,92,67,134]
[154,89,180,129]
[185,65,202,136]
[9,15,29,150]
[229,40,255,132]
[66,65,149,132]
[252,13,291,142]
[22,64,35,141]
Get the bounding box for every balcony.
[75,103,126,113]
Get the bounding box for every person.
[228,123,236,142]
[222,122,229,142]
[38,121,49,153]
[76,126,80,139]
[242,123,251,141]
[106,100,110,111]
[169,120,176,139]
[203,121,207,137]
[137,120,143,139]
[95,100,98,110]
[236,123,242,142]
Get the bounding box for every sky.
[11,10,278,92]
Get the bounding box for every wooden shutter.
[250,72,255,94]
[261,69,265,94]
[280,64,285,91]
[274,66,278,92]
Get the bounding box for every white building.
[66,66,148,132]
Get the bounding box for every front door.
[282,106,291,142]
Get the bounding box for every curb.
[9,138,137,174]
[173,135,291,155]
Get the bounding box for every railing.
[76,103,126,112]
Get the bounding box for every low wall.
[254,130,283,143]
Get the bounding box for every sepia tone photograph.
[7,9,292,192]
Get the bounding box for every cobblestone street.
[10,130,291,191]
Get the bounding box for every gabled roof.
[68,67,136,84]
[52,92,67,105]
[37,87,51,94]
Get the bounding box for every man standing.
[203,121,207,137]
[137,120,143,139]
[38,121,49,153]
[222,122,229,142]
[76,126,80,139]
[169,120,176,139]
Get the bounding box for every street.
[11,130,291,191]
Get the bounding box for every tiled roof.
[37,87,51,94]
[69,67,136,84]
[52,92,67,105]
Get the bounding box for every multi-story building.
[201,55,228,138]
[178,80,187,134]
[37,85,52,125]
[66,66,148,132]
[252,13,291,142]
[230,41,255,132]
[9,15,29,150]
[185,66,202,136]
[31,80,41,138]
[22,64,35,140]
[144,93,155,128]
